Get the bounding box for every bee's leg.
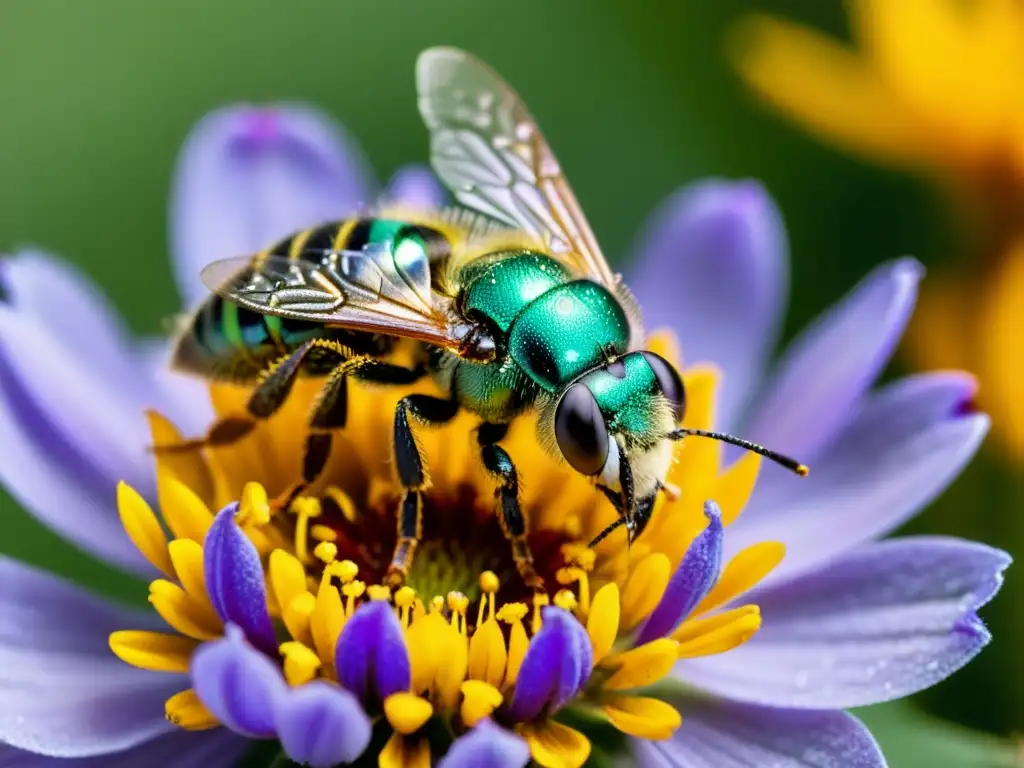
[156,338,348,454]
[478,422,544,591]
[385,394,461,587]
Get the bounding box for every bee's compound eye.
[642,351,686,423]
[554,383,609,476]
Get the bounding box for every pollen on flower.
[109,360,784,765]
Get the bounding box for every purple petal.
[170,104,377,307]
[335,600,410,703]
[0,730,248,767]
[634,695,884,768]
[274,681,372,768]
[440,720,531,768]
[627,180,787,428]
[637,501,723,644]
[190,624,285,738]
[0,557,180,757]
[203,505,277,655]
[383,164,448,210]
[678,537,1009,709]
[742,258,922,462]
[728,373,989,585]
[508,607,592,722]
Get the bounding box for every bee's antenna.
[669,428,809,476]
[589,515,631,548]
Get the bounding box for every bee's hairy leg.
[154,337,348,456]
[385,393,461,588]
[281,359,429,511]
[478,422,544,591]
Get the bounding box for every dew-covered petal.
[190,625,285,738]
[383,164,447,210]
[440,720,530,768]
[742,258,921,461]
[0,729,249,767]
[0,557,181,757]
[508,607,593,722]
[634,695,884,767]
[275,681,372,768]
[627,180,787,428]
[335,600,411,703]
[170,104,377,307]
[637,502,723,644]
[729,372,989,584]
[678,537,1009,708]
[203,505,277,655]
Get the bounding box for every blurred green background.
[0,1,1018,765]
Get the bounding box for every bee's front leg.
[385,394,460,588]
[477,422,544,591]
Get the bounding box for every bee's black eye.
[642,351,686,423]
[554,382,609,476]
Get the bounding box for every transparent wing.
[416,47,617,289]
[200,246,460,348]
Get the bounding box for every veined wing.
[416,47,617,290]
[200,245,460,349]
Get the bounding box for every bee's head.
[549,350,685,528]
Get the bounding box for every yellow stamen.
[165,689,218,731]
[336,559,360,583]
[314,541,338,564]
[586,583,620,665]
[343,581,367,616]
[430,595,445,613]
[497,603,529,686]
[694,542,785,616]
[238,482,271,526]
[601,638,679,691]
[279,641,322,686]
[395,586,417,629]
[532,592,549,634]
[619,553,670,631]
[148,579,220,641]
[517,720,591,768]
[677,610,762,658]
[384,692,434,735]
[289,497,322,562]
[447,592,469,634]
[109,630,197,673]
[477,571,499,626]
[323,485,360,523]
[367,584,391,602]
[310,524,338,542]
[117,482,173,577]
[554,589,578,612]
[601,695,681,740]
[556,567,589,619]
[460,679,503,727]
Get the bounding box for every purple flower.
[0,97,1006,768]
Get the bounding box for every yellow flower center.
[108,333,787,768]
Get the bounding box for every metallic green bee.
[170,47,807,588]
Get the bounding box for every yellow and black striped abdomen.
[171,216,458,382]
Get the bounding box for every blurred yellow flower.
[731,0,1024,462]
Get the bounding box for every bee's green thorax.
[579,353,661,438]
[460,251,571,332]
